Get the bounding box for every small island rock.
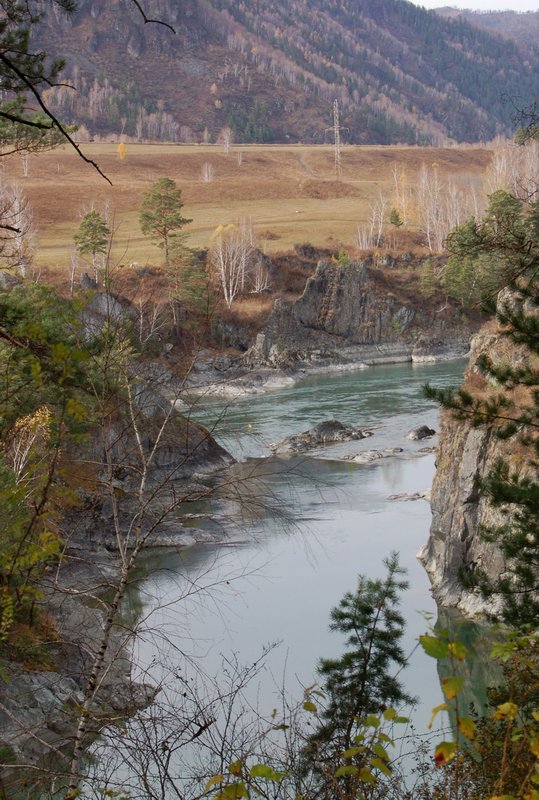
[406,425,436,440]
[271,419,372,455]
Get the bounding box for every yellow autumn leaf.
[458,717,477,740]
[447,641,467,661]
[358,767,376,785]
[428,703,449,729]
[441,675,464,700]
[493,702,519,721]
[205,774,224,791]
[434,741,456,766]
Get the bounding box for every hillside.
[435,7,539,51]
[34,0,539,146]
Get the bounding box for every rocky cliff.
[248,260,475,370]
[418,322,531,617]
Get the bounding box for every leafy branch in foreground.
[420,627,539,800]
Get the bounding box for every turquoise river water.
[130,359,469,736]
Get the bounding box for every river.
[130,360,467,739]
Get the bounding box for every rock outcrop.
[418,323,530,616]
[0,570,155,769]
[270,419,372,454]
[0,381,235,774]
[247,260,473,369]
[63,381,235,552]
[407,425,436,440]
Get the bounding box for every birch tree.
[209,219,255,307]
[0,181,35,276]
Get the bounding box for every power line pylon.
[325,100,348,178]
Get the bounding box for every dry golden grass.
[222,294,275,325]
[3,141,494,275]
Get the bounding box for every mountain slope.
[36,0,539,145]
[435,7,539,51]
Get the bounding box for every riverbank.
[0,359,466,784]
[179,341,471,400]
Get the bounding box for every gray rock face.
[247,260,474,369]
[80,291,133,340]
[64,392,235,552]
[0,563,156,768]
[418,419,506,617]
[418,328,525,617]
[271,419,372,454]
[412,338,470,363]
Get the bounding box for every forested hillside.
[435,7,539,50]
[35,0,539,145]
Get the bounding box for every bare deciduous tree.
[0,180,36,276]
[218,126,234,156]
[485,138,539,199]
[209,218,256,307]
[201,162,215,183]
[356,189,388,249]
[251,260,271,294]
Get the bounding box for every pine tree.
[139,177,192,267]
[442,191,529,308]
[305,552,414,778]
[74,210,110,282]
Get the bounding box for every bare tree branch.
[129,0,177,33]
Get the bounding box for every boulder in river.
[344,447,403,464]
[271,419,372,455]
[407,425,436,440]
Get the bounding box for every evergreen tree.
[443,191,537,309]
[167,239,214,335]
[389,208,403,228]
[139,177,192,267]
[419,258,439,299]
[74,210,110,282]
[305,553,414,780]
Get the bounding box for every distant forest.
[37,0,539,144]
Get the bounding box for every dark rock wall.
[249,260,473,367]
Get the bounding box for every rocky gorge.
[247,260,473,369]
[0,257,506,785]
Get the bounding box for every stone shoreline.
[180,342,471,400]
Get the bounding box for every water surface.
[133,360,466,732]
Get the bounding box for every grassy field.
[2,141,493,274]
